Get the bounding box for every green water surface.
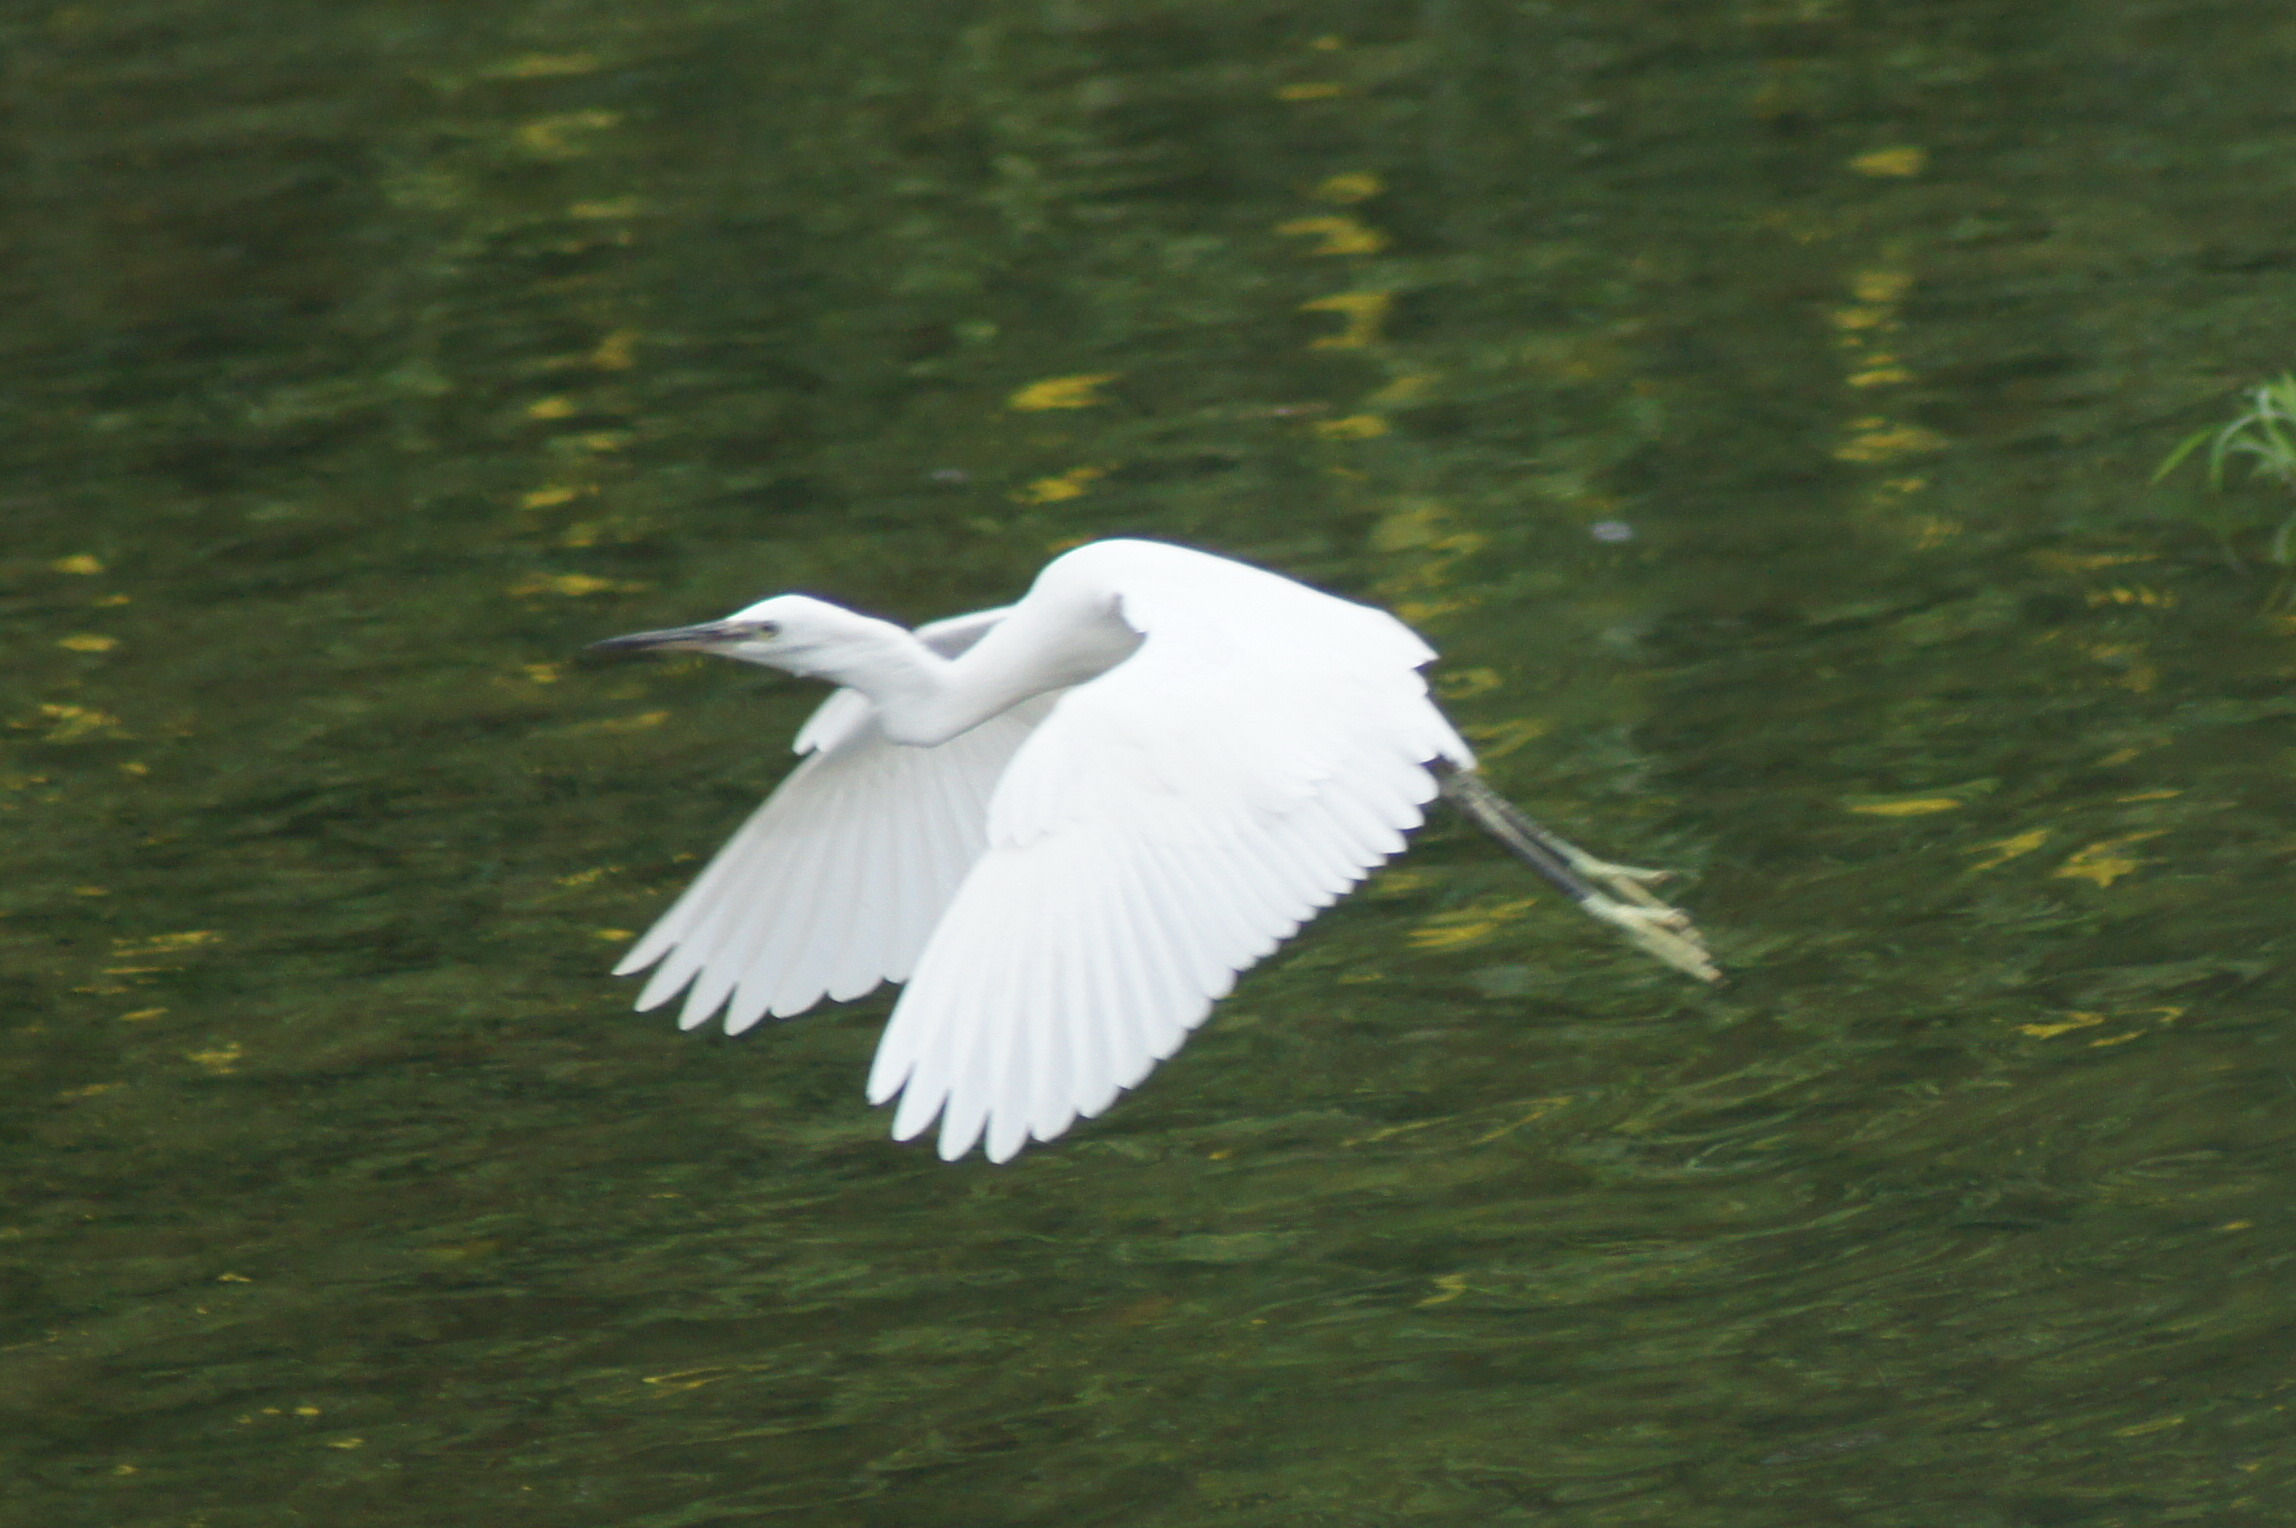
[5,1,2295,1523]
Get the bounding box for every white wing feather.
[865,546,1472,1162]
[615,608,1042,1033]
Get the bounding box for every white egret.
[592,538,1714,1163]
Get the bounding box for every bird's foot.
[1437,764,1721,982]
[1583,896,1720,984]
[1558,854,1700,926]
[1578,858,1672,887]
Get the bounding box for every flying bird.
[591,538,1714,1163]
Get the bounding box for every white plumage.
[591,538,1711,1164]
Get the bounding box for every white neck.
[780,596,1138,747]
[785,616,954,742]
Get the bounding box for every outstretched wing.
[864,544,1472,1162]
[615,608,1046,1034]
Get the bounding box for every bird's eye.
[749,621,778,638]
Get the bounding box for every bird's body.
[594,539,1712,1163]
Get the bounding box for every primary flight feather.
[592,538,1713,1163]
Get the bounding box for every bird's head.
[589,594,870,679]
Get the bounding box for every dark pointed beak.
[586,621,737,657]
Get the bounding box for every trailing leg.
[1436,763,1719,983]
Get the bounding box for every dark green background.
[4,1,2294,1523]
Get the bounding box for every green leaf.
[2152,427,2213,484]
